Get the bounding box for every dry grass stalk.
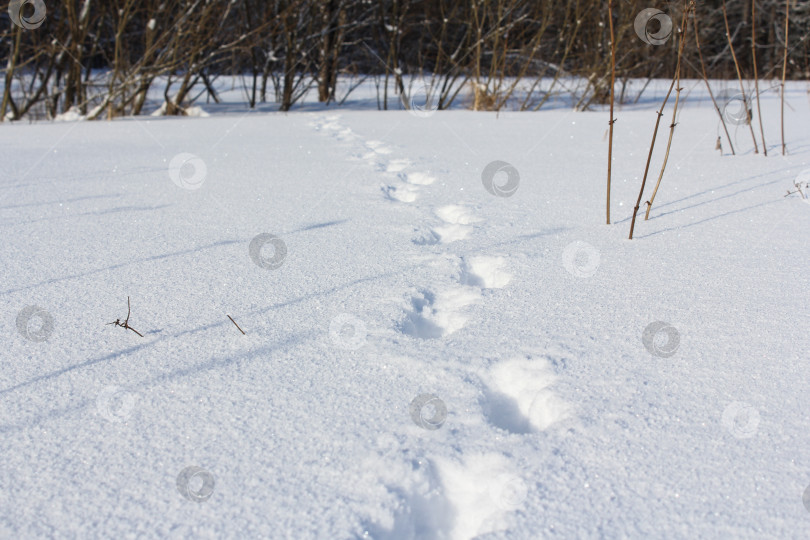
[751,0,767,156]
[227,314,246,335]
[645,1,695,220]
[693,9,735,156]
[721,0,759,153]
[781,0,790,156]
[628,1,691,240]
[606,0,617,225]
[107,296,144,337]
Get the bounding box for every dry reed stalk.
[780,0,790,155]
[628,1,691,239]
[751,0,767,156]
[693,9,735,156]
[645,2,695,220]
[721,0,759,153]
[606,0,617,225]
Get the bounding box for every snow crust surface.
[1,82,809,539]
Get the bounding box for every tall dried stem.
[693,10,735,156]
[1,27,22,121]
[780,0,790,155]
[606,0,617,225]
[722,0,759,153]
[751,0,767,156]
[645,2,694,220]
[628,2,690,240]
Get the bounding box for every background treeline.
[1,0,808,120]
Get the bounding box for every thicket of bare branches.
[1,0,808,120]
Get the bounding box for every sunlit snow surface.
[1,80,809,538]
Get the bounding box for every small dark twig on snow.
[785,182,809,199]
[227,314,246,335]
[107,296,144,337]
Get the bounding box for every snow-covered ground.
[1,80,809,539]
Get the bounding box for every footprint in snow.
[427,204,482,243]
[385,159,412,173]
[382,183,419,203]
[365,140,393,155]
[399,256,510,338]
[460,256,511,289]
[431,453,530,539]
[480,355,569,434]
[400,287,481,339]
[399,171,436,185]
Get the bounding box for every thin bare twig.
[781,0,790,156]
[628,2,691,239]
[107,296,144,337]
[751,0,767,156]
[606,0,616,225]
[227,314,246,335]
[645,1,694,220]
[785,181,808,199]
[692,8,735,156]
[722,0,759,153]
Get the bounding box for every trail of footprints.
[311,113,509,339]
[311,114,569,536]
[400,255,511,340]
[310,114,436,203]
[311,113,565,421]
